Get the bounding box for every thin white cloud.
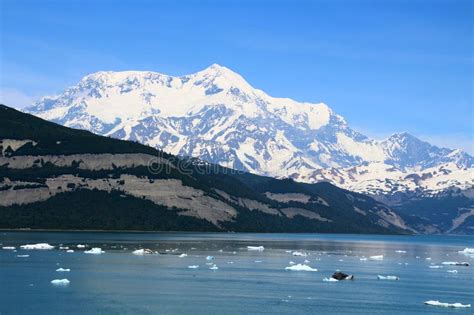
[0,88,37,109]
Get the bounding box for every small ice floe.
[338,259,344,262]
[227,261,234,264]
[254,260,262,263]
[132,249,155,255]
[323,277,339,282]
[359,257,367,261]
[2,246,16,250]
[66,249,74,253]
[304,259,310,263]
[76,244,86,248]
[209,264,219,270]
[20,243,54,250]
[442,261,469,266]
[424,300,470,308]
[369,255,383,261]
[84,247,104,254]
[206,256,214,261]
[187,265,199,269]
[395,250,407,253]
[51,279,70,286]
[458,248,474,256]
[429,265,442,269]
[425,257,431,261]
[56,268,70,272]
[292,251,308,257]
[179,253,187,258]
[289,261,296,265]
[59,246,69,250]
[377,275,399,280]
[17,254,29,258]
[247,246,264,251]
[447,270,458,273]
[284,264,318,272]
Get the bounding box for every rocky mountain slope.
[0,104,411,234]
[24,65,474,233]
[26,65,473,196]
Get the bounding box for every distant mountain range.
[23,65,474,233]
[0,104,410,234]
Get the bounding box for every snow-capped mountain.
[26,64,474,197]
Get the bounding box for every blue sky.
[1,0,472,153]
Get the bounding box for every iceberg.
[323,277,339,282]
[187,265,199,269]
[206,256,214,261]
[447,270,458,273]
[179,253,188,258]
[292,251,308,257]
[84,247,104,254]
[442,261,469,266]
[20,243,54,250]
[395,250,407,253]
[359,257,367,261]
[284,264,318,272]
[377,275,399,280]
[56,268,70,272]
[429,265,442,269]
[51,279,70,285]
[17,254,29,258]
[76,244,86,248]
[424,300,470,308]
[458,248,474,255]
[369,255,383,261]
[66,249,74,253]
[132,249,155,255]
[209,264,219,270]
[247,246,264,251]
[2,246,16,250]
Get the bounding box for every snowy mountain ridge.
[27,64,474,197]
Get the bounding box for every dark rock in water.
[332,272,354,280]
[455,262,470,266]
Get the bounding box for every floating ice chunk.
[447,270,458,273]
[395,250,407,253]
[17,254,29,258]
[292,251,308,257]
[84,247,104,254]
[289,261,296,265]
[2,246,16,250]
[323,277,339,282]
[442,261,469,266]
[424,300,470,308]
[59,246,69,250]
[187,265,199,269]
[284,264,318,272]
[206,256,214,261]
[209,264,219,270]
[254,260,262,263]
[247,246,264,251]
[76,244,86,248]
[429,265,442,269]
[458,248,474,255]
[51,279,70,285]
[56,268,70,272]
[377,275,399,280]
[369,255,383,261]
[227,261,234,264]
[179,253,188,258]
[20,243,54,250]
[359,257,367,261]
[66,250,74,253]
[132,249,154,255]
[425,257,431,261]
[304,260,310,263]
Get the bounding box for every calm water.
[1,232,473,315]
